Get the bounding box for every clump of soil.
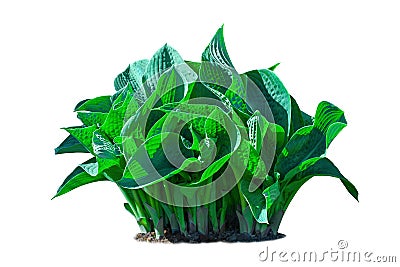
[135,229,285,243]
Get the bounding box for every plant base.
[134,228,285,243]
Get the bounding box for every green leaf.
[314,101,346,134]
[101,86,139,140]
[77,111,108,126]
[247,110,285,155]
[238,142,269,223]
[302,111,314,126]
[143,44,185,96]
[275,126,325,178]
[143,203,163,237]
[124,202,137,217]
[276,101,348,177]
[263,180,280,210]
[54,134,89,154]
[326,122,347,148]
[114,59,149,106]
[63,125,97,154]
[202,25,234,69]
[52,158,107,199]
[244,69,291,135]
[267,157,358,217]
[114,59,148,91]
[117,132,200,189]
[92,130,119,159]
[185,61,201,75]
[268,63,280,71]
[155,66,187,107]
[289,95,305,136]
[74,96,112,113]
[199,62,247,113]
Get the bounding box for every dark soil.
[135,229,285,243]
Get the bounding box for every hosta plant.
[53,26,358,242]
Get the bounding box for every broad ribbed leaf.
[74,96,112,113]
[267,157,358,218]
[63,125,97,154]
[244,69,291,135]
[276,101,348,177]
[155,66,186,107]
[314,101,346,134]
[114,59,149,91]
[143,44,185,96]
[201,25,234,69]
[275,126,325,178]
[77,111,108,126]
[101,87,139,140]
[54,134,89,154]
[247,110,285,155]
[117,132,200,189]
[200,62,247,113]
[326,122,347,148]
[52,158,107,199]
[92,130,119,159]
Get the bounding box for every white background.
[1,0,399,266]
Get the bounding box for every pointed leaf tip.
[202,26,234,68]
[268,63,281,71]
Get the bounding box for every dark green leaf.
[77,111,108,126]
[114,59,148,91]
[63,125,97,154]
[54,134,89,154]
[101,87,139,140]
[52,158,107,199]
[201,25,234,69]
[244,69,291,135]
[142,44,185,96]
[268,63,280,71]
[74,96,112,113]
[267,157,358,219]
[275,126,325,178]
[117,132,200,189]
[314,101,346,134]
[92,130,119,159]
[289,95,305,136]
